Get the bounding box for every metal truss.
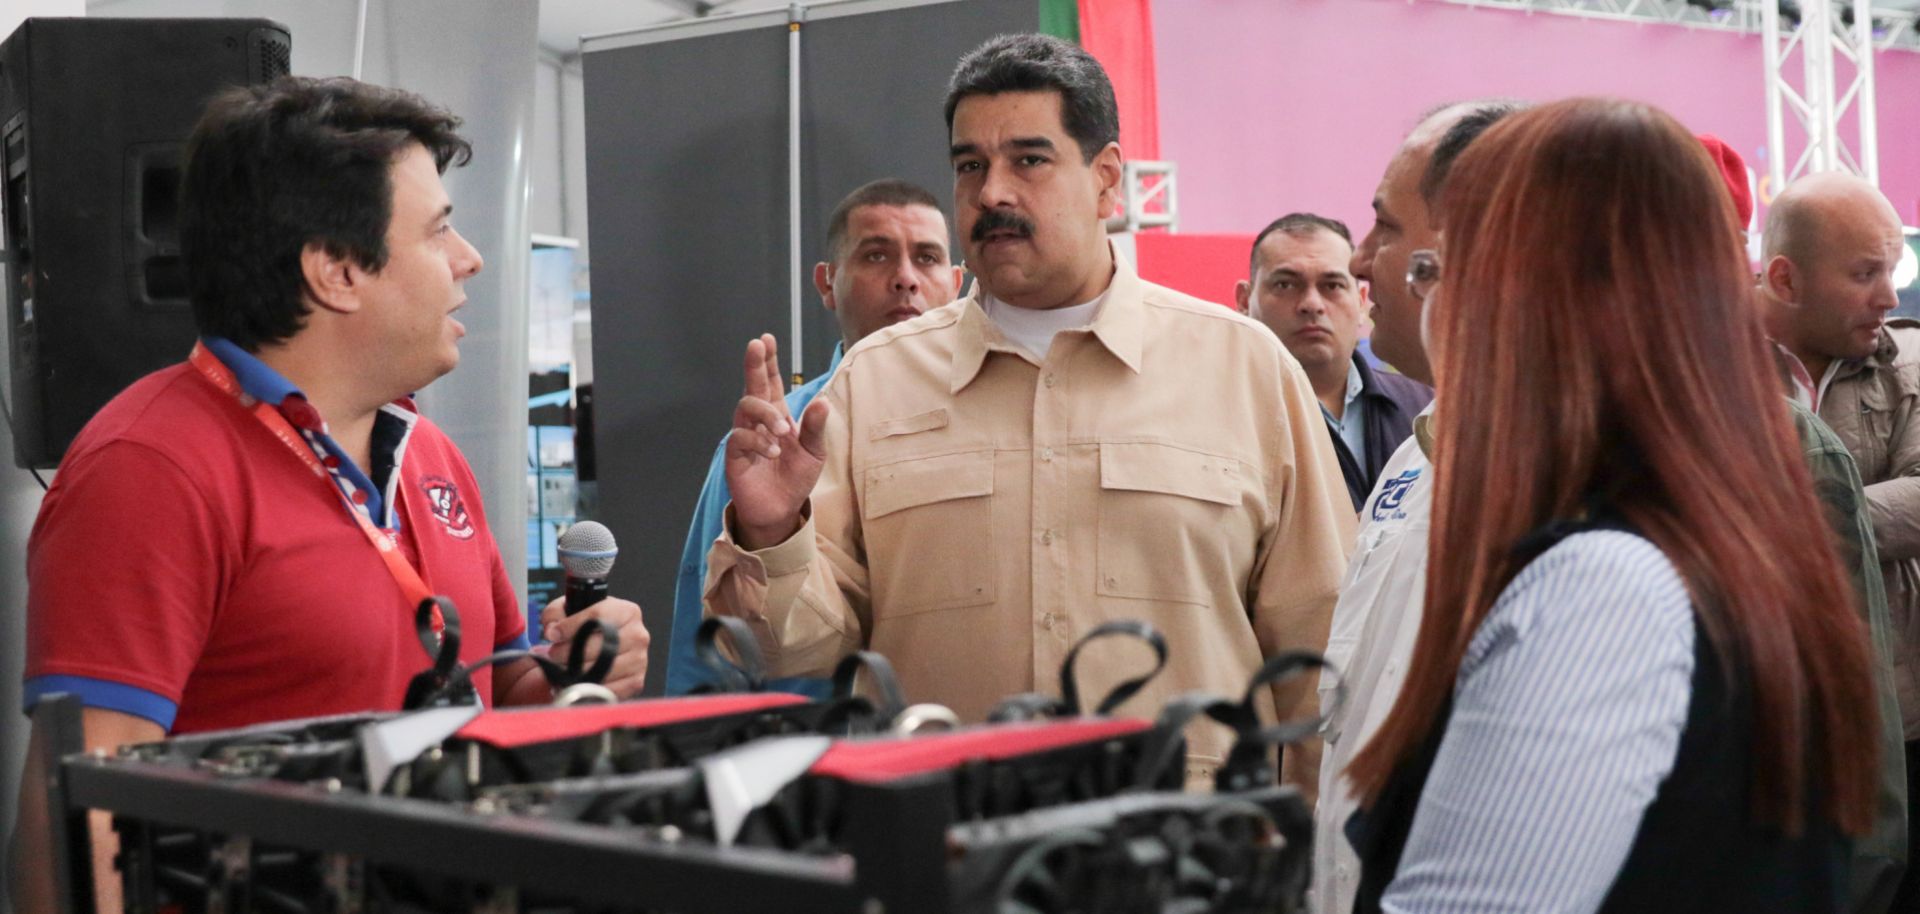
[1765,0,1881,186]
[1432,0,1903,190]
[1108,161,1179,234]
[1433,0,1752,27]
[1429,0,1920,52]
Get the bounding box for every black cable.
[0,363,50,490]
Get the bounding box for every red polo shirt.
[24,351,524,733]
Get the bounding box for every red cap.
[1696,133,1754,228]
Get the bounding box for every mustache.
[971,210,1035,242]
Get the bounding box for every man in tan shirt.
[706,33,1353,793]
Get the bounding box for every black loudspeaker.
[0,17,291,469]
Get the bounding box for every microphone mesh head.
[557,521,619,577]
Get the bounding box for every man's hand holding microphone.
[535,521,650,698]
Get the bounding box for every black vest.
[1347,530,1849,914]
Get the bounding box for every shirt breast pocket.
[1858,382,1899,476]
[1096,441,1250,606]
[862,449,997,616]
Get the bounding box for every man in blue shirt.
[667,179,963,694]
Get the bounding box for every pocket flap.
[869,408,950,441]
[1099,441,1242,506]
[863,450,995,519]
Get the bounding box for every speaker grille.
[249,29,291,82]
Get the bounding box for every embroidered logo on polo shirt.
[421,475,476,540]
[1372,469,1421,522]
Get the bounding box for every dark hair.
[1348,98,1878,837]
[1419,100,1527,206]
[824,179,944,262]
[180,76,472,350]
[944,33,1118,163]
[1248,212,1352,276]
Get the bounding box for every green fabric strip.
[1038,0,1080,43]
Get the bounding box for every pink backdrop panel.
[1154,0,1920,241]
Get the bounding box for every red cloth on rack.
[455,693,808,748]
[809,717,1151,784]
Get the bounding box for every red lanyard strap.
[188,342,442,635]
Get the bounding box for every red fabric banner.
[1134,233,1256,309]
[1077,0,1160,161]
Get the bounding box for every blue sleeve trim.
[24,675,177,730]
[497,631,533,652]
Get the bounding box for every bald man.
[1763,171,1920,910]
[1313,99,1522,914]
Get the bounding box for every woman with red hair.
[1343,97,1881,913]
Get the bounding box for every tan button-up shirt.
[706,250,1354,794]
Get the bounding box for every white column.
[787,2,804,382]
[358,0,539,610]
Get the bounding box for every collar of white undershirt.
[1774,341,1851,413]
[981,287,1108,361]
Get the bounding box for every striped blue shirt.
[1381,529,1696,914]
[1320,356,1370,470]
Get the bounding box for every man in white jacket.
[1313,99,1521,914]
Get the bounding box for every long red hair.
[1345,98,1878,835]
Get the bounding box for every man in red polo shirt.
[10,76,650,912]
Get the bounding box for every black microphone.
[556,521,618,617]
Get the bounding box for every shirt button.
[1039,447,1054,462]
[1044,374,1058,388]
[1040,529,1054,545]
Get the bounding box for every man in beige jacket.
[1763,170,1920,907]
[705,33,1353,794]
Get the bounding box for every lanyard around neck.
[188,342,442,637]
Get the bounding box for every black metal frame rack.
[31,695,1311,914]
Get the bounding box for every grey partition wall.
[583,0,1035,693]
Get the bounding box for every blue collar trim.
[200,336,405,529]
[202,336,302,406]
